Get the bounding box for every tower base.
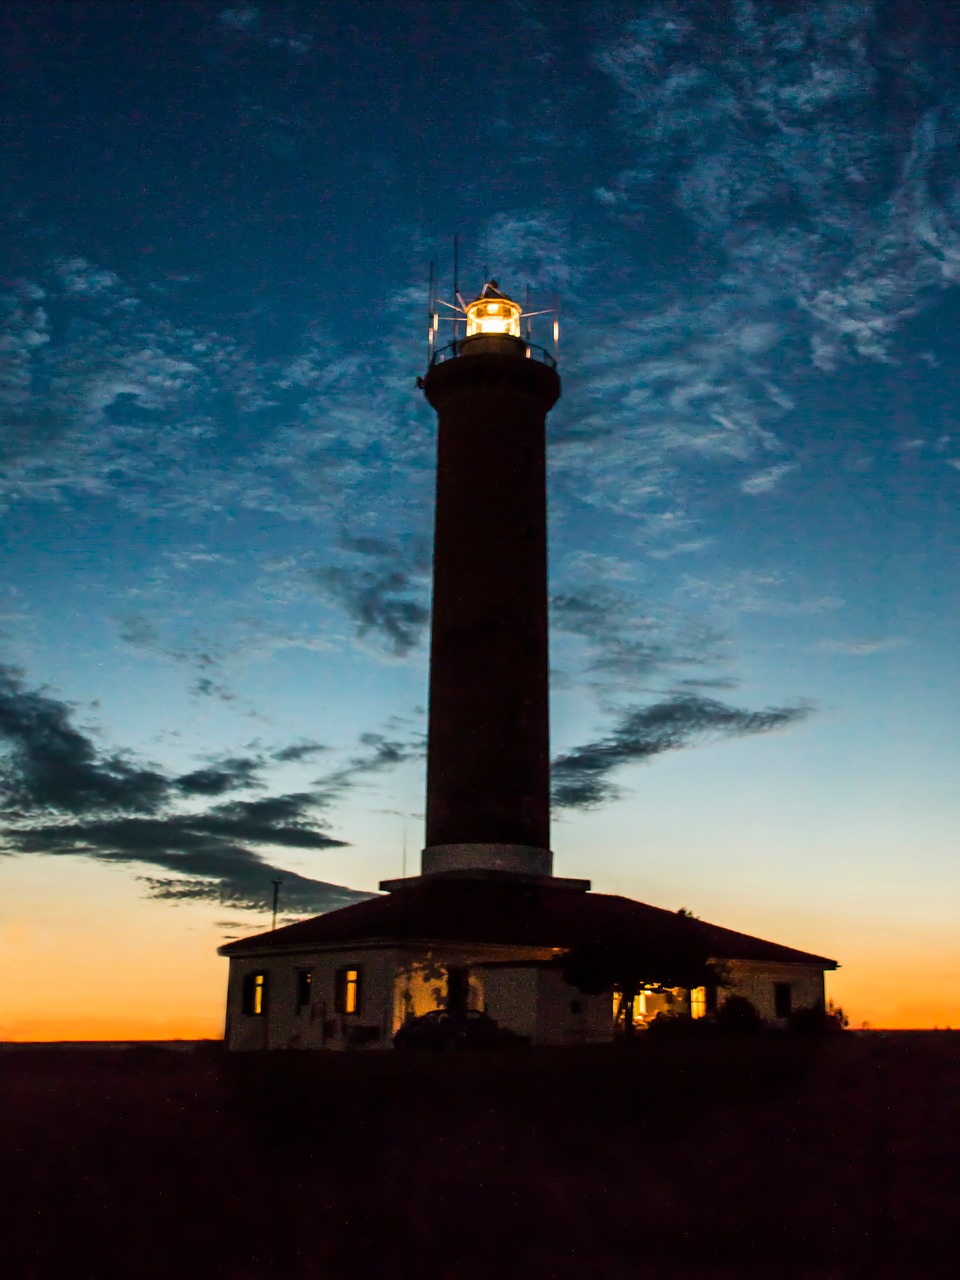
[379,866,591,893]
[421,841,552,877]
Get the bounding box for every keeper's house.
[219,870,837,1051]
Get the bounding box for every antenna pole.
[427,261,435,363]
[402,823,407,878]
[452,234,459,344]
[270,878,282,931]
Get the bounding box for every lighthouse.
[419,281,560,878]
[219,274,839,1053]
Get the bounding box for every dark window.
[295,968,312,1014]
[242,971,268,1016]
[774,983,792,1018]
[446,966,469,1016]
[570,999,583,1015]
[334,967,361,1015]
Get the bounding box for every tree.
[716,995,763,1035]
[559,912,726,1037]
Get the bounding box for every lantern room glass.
[465,296,522,338]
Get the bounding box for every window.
[774,982,792,1018]
[335,967,361,1015]
[295,968,312,1014]
[690,986,707,1019]
[242,971,268,1016]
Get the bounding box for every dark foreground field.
[2,1032,958,1280]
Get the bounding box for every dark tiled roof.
[218,876,836,968]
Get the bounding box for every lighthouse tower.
[418,281,560,878]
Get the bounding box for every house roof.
[218,874,837,969]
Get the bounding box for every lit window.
[335,967,361,1015]
[295,968,312,1014]
[242,971,267,1016]
[690,986,707,1019]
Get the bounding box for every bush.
[645,1012,715,1038]
[716,996,763,1036]
[789,1004,847,1036]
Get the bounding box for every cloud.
[681,571,844,618]
[0,665,415,911]
[478,212,577,292]
[219,5,259,31]
[312,535,431,658]
[740,463,797,495]
[191,676,237,703]
[8,809,357,913]
[550,576,726,695]
[142,871,357,913]
[816,637,908,655]
[271,740,328,763]
[566,0,960,519]
[0,663,169,816]
[646,540,712,560]
[552,588,683,680]
[174,756,264,796]
[117,616,160,649]
[315,564,428,657]
[552,693,812,811]
[0,259,265,518]
[316,730,425,797]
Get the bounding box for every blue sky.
[2,0,959,1033]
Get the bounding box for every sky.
[2,0,959,1038]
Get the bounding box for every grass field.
[2,1032,958,1279]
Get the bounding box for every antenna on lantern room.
[427,260,436,363]
[452,234,460,344]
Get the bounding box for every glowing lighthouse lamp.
[423,259,559,370]
[465,292,521,337]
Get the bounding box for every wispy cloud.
[740,463,797,496]
[0,663,169,816]
[312,534,431,658]
[174,756,264,797]
[681,571,844,619]
[552,693,812,812]
[816,636,908,655]
[551,583,724,689]
[271,740,328,764]
[0,663,418,910]
[567,0,960,518]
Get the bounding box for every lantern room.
[464,288,522,338]
[421,266,558,372]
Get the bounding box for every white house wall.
[721,960,826,1022]
[223,947,830,1051]
[534,968,611,1045]
[225,948,402,1051]
[481,966,539,1039]
[480,965,611,1045]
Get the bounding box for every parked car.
[393,1009,530,1051]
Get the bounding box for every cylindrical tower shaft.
[421,338,560,877]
